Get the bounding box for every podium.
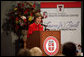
[26,31,61,56]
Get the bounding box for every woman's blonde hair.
[29,47,42,56]
[34,12,43,20]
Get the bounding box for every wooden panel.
[26,31,40,49]
[26,31,61,56]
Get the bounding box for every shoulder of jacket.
[29,23,34,27]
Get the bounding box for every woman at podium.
[27,12,44,38]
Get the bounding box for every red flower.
[30,13,33,16]
[24,10,28,14]
[18,3,21,7]
[24,19,27,22]
[33,4,35,8]
[16,17,19,21]
[22,3,24,7]
[33,2,36,8]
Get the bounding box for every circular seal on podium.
[43,36,59,56]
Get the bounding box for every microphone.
[41,23,47,27]
[41,23,48,31]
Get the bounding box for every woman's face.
[35,17,42,24]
